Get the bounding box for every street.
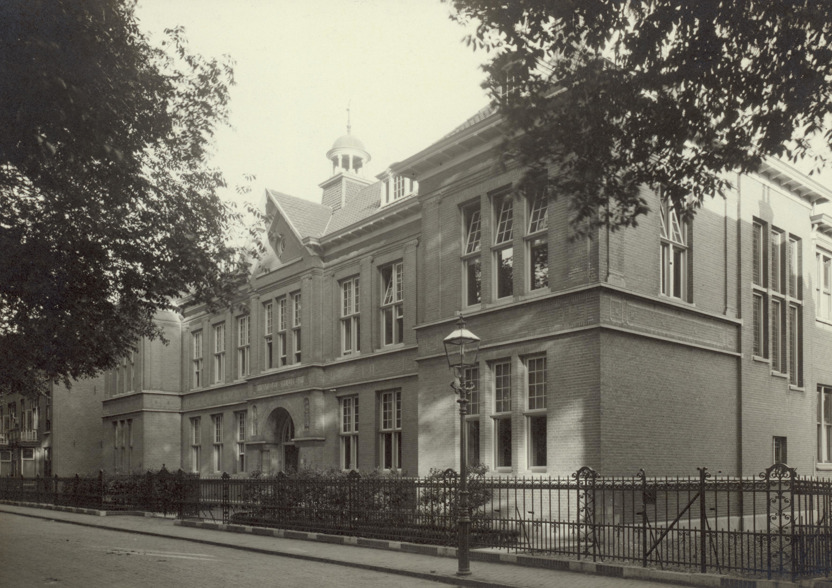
[0,512,448,588]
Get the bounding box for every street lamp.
[443,314,480,577]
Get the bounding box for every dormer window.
[383,174,418,206]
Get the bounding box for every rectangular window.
[528,415,547,469]
[753,220,801,381]
[264,301,274,369]
[340,396,359,470]
[495,418,512,469]
[493,191,514,299]
[788,237,801,299]
[753,297,767,359]
[660,199,689,300]
[213,323,225,384]
[379,390,402,470]
[237,315,250,378]
[462,204,482,306]
[493,360,512,469]
[463,365,480,467]
[292,292,302,363]
[771,230,785,294]
[788,304,802,386]
[527,189,548,290]
[753,220,766,287]
[277,297,288,366]
[236,412,246,473]
[381,262,404,346]
[190,417,201,473]
[527,356,547,410]
[494,361,511,413]
[341,277,361,355]
[773,436,788,464]
[817,250,832,320]
[818,385,832,464]
[212,414,223,473]
[495,247,514,299]
[526,356,547,468]
[771,297,784,372]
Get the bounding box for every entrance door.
[281,419,298,472]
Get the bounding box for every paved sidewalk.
[0,502,828,588]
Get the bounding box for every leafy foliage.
[446,0,832,234]
[0,0,261,397]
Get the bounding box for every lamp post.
[443,314,481,577]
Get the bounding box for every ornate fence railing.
[0,467,199,517]
[1,463,830,580]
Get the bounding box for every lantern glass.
[443,316,480,371]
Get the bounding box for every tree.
[0,0,257,397]
[446,0,832,233]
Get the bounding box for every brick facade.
[30,107,832,480]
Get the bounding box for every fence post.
[698,467,709,574]
[638,469,647,568]
[221,472,230,524]
[99,470,105,510]
[574,466,599,562]
[348,469,360,532]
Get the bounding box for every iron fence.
[2,463,830,580]
[0,467,199,517]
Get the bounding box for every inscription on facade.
[254,374,308,396]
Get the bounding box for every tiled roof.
[266,189,332,239]
[324,182,382,235]
[441,104,497,140]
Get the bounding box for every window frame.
[190,417,201,473]
[192,330,204,388]
[380,262,405,347]
[292,292,302,363]
[378,390,402,471]
[817,249,832,321]
[340,396,359,471]
[340,277,361,356]
[659,198,690,301]
[277,297,288,367]
[461,202,482,307]
[463,365,480,467]
[525,186,549,292]
[492,360,512,470]
[264,301,274,370]
[213,322,226,384]
[492,189,514,300]
[212,414,223,473]
[818,385,832,464]
[237,315,250,379]
[525,356,547,470]
[235,411,246,473]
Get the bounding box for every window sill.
[816,463,832,471]
[788,385,805,393]
[816,316,832,327]
[771,370,788,380]
[658,293,695,307]
[752,355,770,364]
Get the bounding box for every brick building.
[93,107,832,479]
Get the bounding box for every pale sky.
[135,0,491,206]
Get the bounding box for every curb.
[3,501,831,588]
[178,518,828,588]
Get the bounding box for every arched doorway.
[266,408,298,473]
